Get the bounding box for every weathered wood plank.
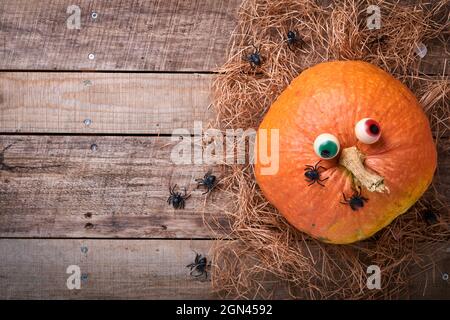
[0,135,448,238]
[408,246,450,299]
[0,136,231,238]
[0,239,217,299]
[1,72,448,135]
[0,0,447,74]
[0,72,213,134]
[0,239,448,299]
[0,0,240,72]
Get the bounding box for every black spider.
[341,189,368,211]
[286,30,303,51]
[186,252,211,279]
[368,34,388,48]
[421,209,439,226]
[245,45,262,68]
[167,184,190,209]
[304,160,328,187]
[195,170,217,194]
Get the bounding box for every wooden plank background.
[0,0,448,299]
[0,239,448,299]
[0,73,214,134]
[0,239,216,299]
[0,0,241,71]
[0,136,229,238]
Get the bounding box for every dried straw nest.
[209,0,450,299]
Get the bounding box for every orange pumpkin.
[255,61,436,244]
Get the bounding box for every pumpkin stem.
[339,146,389,193]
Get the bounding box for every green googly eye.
[313,133,340,159]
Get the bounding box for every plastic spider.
[286,30,303,51]
[341,189,368,211]
[245,45,262,68]
[167,184,190,209]
[195,170,217,194]
[304,160,328,186]
[186,252,210,279]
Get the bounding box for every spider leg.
[313,160,322,169]
[1,144,13,153]
[318,166,327,171]
[319,177,329,182]
[317,180,326,187]
[287,42,295,52]
[308,181,316,186]
[342,193,348,202]
[205,170,212,178]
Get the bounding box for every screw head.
[88,53,95,60]
[91,12,98,19]
[83,118,92,126]
[90,144,98,151]
[442,273,449,281]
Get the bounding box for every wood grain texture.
[0,135,448,238]
[0,239,448,299]
[0,0,447,73]
[0,239,217,299]
[0,0,240,71]
[0,136,231,238]
[0,72,213,134]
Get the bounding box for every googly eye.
[313,133,340,159]
[355,118,381,144]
